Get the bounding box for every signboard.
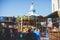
[40,22,45,25]
[47,18,52,28]
[47,18,52,23]
[58,10,60,17]
[40,22,46,27]
[0,17,4,21]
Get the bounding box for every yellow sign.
[58,10,60,17]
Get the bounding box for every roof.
[46,11,59,18]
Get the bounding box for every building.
[52,0,60,12]
[51,0,60,29]
[46,11,60,29]
[16,3,47,32]
[0,16,16,27]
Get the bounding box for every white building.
[52,0,60,12]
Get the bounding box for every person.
[32,28,40,40]
[24,29,34,40]
[5,27,11,40]
[14,28,18,40]
[0,26,2,40]
[1,23,7,40]
[10,28,16,40]
[18,31,23,40]
[52,27,58,32]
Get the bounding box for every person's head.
[1,23,5,27]
[28,29,32,33]
[8,25,13,28]
[1,23,7,28]
[54,27,57,29]
[10,28,13,33]
[34,28,38,31]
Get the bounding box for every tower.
[58,0,60,8]
[52,0,59,12]
[28,3,39,16]
[52,0,60,12]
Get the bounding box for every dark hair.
[28,29,31,32]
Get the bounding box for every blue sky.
[0,0,52,16]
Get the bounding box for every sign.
[0,17,4,21]
[40,22,45,25]
[47,22,52,28]
[58,10,60,17]
[47,18,52,23]
[40,22,46,27]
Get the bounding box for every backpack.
[19,33,23,38]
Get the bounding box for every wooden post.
[21,17,23,31]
